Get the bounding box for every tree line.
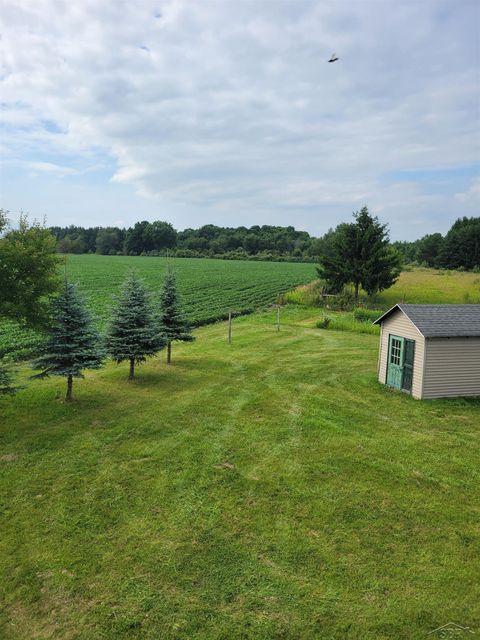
[50,222,316,261]
[393,216,480,270]
[49,216,480,269]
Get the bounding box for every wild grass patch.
[286,267,480,309]
[316,313,381,335]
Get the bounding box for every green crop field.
[0,255,316,358]
[1,306,479,639]
[62,255,317,325]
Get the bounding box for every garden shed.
[373,304,480,399]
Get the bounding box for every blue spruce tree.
[33,281,104,401]
[107,272,165,379]
[157,270,194,364]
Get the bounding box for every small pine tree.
[157,270,194,364]
[33,281,104,401]
[107,272,164,379]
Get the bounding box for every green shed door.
[401,339,415,392]
[386,335,404,389]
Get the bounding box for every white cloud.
[26,161,78,177]
[455,177,480,204]
[0,0,478,238]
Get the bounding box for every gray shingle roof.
[373,304,480,337]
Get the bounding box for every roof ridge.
[374,303,480,337]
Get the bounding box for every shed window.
[390,337,402,365]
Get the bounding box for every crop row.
[0,255,316,358]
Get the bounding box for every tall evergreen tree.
[107,272,164,379]
[157,270,194,364]
[317,207,401,303]
[33,281,104,401]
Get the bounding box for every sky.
[0,0,479,240]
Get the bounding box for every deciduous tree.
[0,211,62,395]
[417,233,444,267]
[0,212,61,326]
[95,228,123,255]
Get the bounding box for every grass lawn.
[1,306,479,639]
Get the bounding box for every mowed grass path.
[1,307,479,639]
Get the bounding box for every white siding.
[378,309,425,399]
[422,337,480,399]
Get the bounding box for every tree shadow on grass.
[2,354,243,454]
[106,358,221,389]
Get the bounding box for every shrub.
[353,308,382,323]
[316,312,381,335]
[328,286,356,311]
[283,279,327,306]
[316,316,331,329]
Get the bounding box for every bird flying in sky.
[328,53,339,62]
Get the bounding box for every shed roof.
[373,304,480,338]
